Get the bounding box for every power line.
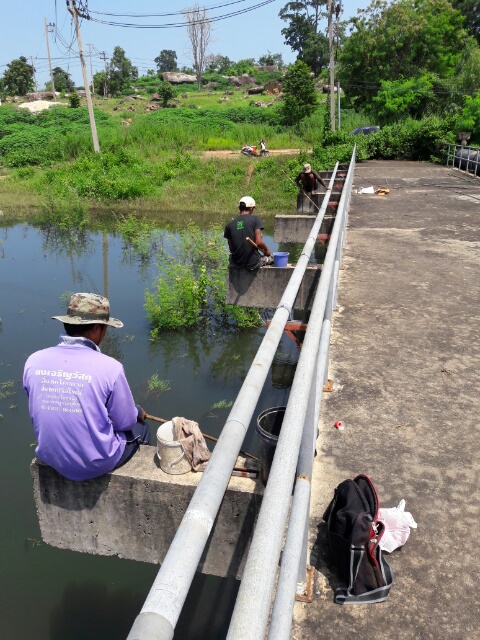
[78,0,277,29]
[88,0,255,18]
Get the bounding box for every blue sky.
[1,1,370,89]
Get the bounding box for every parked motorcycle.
[241,144,269,157]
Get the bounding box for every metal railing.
[446,142,480,177]
[227,150,355,640]
[127,148,355,640]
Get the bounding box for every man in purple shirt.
[23,293,151,481]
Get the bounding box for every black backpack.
[322,474,394,604]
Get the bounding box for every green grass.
[147,373,171,392]
[0,89,458,221]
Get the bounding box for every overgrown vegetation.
[145,223,261,333]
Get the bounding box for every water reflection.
[101,328,124,362]
[35,222,94,260]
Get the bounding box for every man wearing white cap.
[224,196,273,270]
[23,293,151,481]
[295,162,328,194]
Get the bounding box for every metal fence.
[127,147,356,640]
[446,142,480,177]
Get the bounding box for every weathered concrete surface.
[274,215,335,243]
[31,446,262,579]
[226,265,321,310]
[293,161,480,639]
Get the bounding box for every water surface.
[0,222,299,639]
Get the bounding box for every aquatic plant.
[145,223,261,333]
[0,380,16,400]
[116,214,160,261]
[211,399,233,409]
[147,373,171,392]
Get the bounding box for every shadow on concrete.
[309,521,341,595]
[199,488,262,580]
[38,463,110,510]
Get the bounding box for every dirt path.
[200,149,311,159]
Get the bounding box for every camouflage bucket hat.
[52,293,124,328]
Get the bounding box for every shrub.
[145,224,261,333]
[366,116,454,161]
[69,93,81,108]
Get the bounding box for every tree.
[228,59,256,75]
[371,75,437,123]
[339,0,471,108]
[258,52,284,67]
[48,67,75,92]
[454,40,480,97]
[69,92,81,108]
[457,90,480,138]
[281,60,319,126]
[93,70,107,97]
[182,4,212,90]
[157,81,177,107]
[154,50,178,73]
[279,1,329,75]
[1,56,34,96]
[108,46,138,95]
[451,0,480,44]
[205,54,232,73]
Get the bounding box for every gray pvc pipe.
[126,168,338,640]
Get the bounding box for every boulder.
[264,80,282,94]
[254,65,278,73]
[222,74,256,86]
[162,72,197,84]
[248,86,264,95]
[25,91,56,102]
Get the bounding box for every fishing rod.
[145,413,259,461]
[277,164,324,212]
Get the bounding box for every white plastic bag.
[378,499,417,553]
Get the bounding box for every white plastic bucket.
[156,422,191,475]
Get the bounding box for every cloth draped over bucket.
[172,417,211,471]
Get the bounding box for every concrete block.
[274,215,335,243]
[226,265,321,310]
[30,446,263,579]
[296,191,341,214]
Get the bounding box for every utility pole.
[337,80,341,130]
[44,18,57,103]
[328,0,335,131]
[99,51,108,98]
[334,3,342,130]
[30,56,38,92]
[67,0,100,153]
[86,43,95,98]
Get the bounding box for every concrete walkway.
[292,161,480,639]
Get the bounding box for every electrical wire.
[88,0,255,18]
[79,0,277,29]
